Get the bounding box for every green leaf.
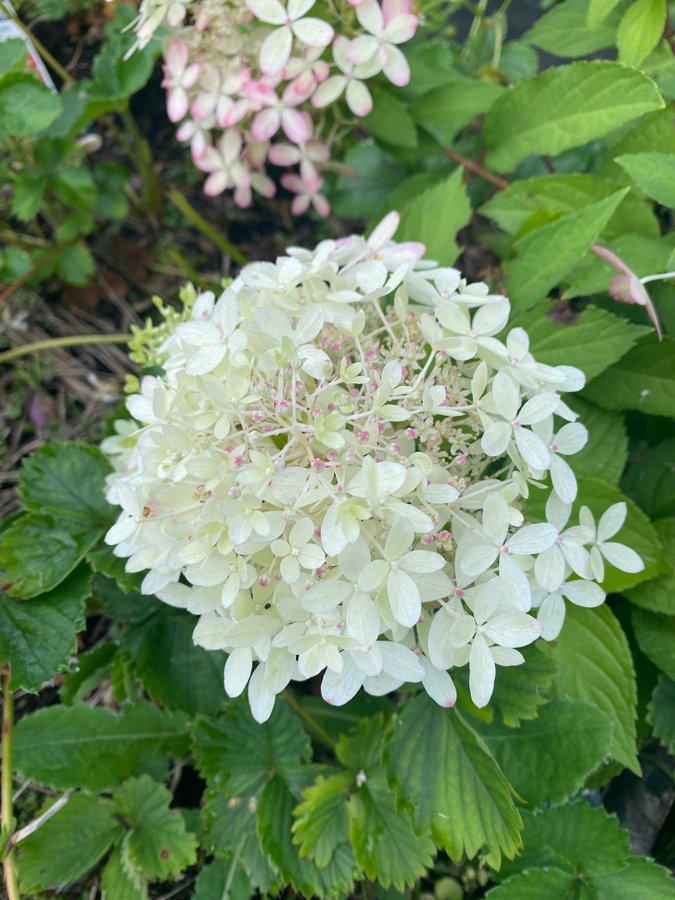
[14,702,189,791]
[363,86,418,149]
[485,868,575,899]
[121,604,227,716]
[258,775,358,899]
[484,62,664,173]
[411,76,503,145]
[386,696,522,868]
[397,168,471,266]
[11,170,47,221]
[0,512,99,598]
[623,440,675,518]
[347,767,434,891]
[499,805,631,880]
[89,6,159,100]
[192,700,311,791]
[626,519,675,614]
[193,858,252,900]
[514,305,649,379]
[473,700,613,808]
[524,0,622,58]
[488,643,558,726]
[330,143,405,221]
[588,0,624,26]
[0,73,62,135]
[101,848,148,900]
[583,337,675,417]
[616,151,675,207]
[617,0,666,66]
[293,772,353,869]
[52,167,98,208]
[649,674,675,752]
[567,398,627,484]
[542,604,640,773]
[480,174,658,240]
[593,857,675,899]
[0,564,90,691]
[55,241,95,285]
[17,794,121,893]
[505,190,630,308]
[632,607,675,680]
[19,441,112,525]
[114,776,197,880]
[0,38,27,77]
[88,545,144,595]
[295,694,394,742]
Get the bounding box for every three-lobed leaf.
[386,696,522,869]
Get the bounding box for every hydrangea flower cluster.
[103,214,644,722]
[134,0,418,212]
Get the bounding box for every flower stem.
[2,667,20,900]
[442,147,509,190]
[119,103,163,222]
[167,188,248,266]
[282,690,336,750]
[0,333,129,365]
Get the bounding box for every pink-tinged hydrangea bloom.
[592,244,668,341]
[281,161,330,215]
[104,219,643,722]
[135,0,419,211]
[247,0,334,75]
[162,40,201,122]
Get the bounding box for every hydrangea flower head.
[104,217,643,722]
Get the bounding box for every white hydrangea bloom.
[103,214,643,721]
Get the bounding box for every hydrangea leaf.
[566,399,627,484]
[13,702,190,791]
[616,0,666,67]
[121,605,227,716]
[484,62,664,172]
[411,76,503,145]
[386,696,522,869]
[101,848,148,900]
[481,173,658,240]
[542,604,640,774]
[622,441,675,518]
[632,607,675,680]
[583,337,675,417]
[331,144,405,221]
[505,189,630,309]
[616,151,675,207]
[649,674,675,752]
[512,306,649,380]
[397,168,472,265]
[523,0,623,58]
[18,441,113,527]
[292,772,354,869]
[363,86,418,149]
[485,867,575,898]
[473,699,613,808]
[499,805,631,880]
[258,775,358,899]
[0,564,89,691]
[625,519,675,615]
[17,795,122,894]
[113,776,197,881]
[0,74,62,135]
